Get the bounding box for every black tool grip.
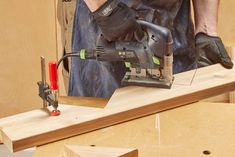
[96,48,138,62]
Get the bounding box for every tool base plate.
[122,75,173,89]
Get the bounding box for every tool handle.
[49,61,58,90]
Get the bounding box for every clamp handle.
[49,62,58,90]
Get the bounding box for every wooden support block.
[64,145,138,157]
[1,63,235,152]
[229,46,235,103]
[59,96,108,108]
[202,93,229,103]
[230,92,235,103]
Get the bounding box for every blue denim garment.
[69,0,196,97]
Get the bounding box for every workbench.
[33,96,235,157]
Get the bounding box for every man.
[68,0,233,98]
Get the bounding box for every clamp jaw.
[37,57,60,116]
[37,81,59,114]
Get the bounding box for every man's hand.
[92,0,144,41]
[196,32,234,69]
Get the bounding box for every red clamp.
[49,61,60,116]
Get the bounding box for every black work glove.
[196,32,234,69]
[92,0,144,41]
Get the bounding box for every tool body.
[37,20,174,115]
[59,20,174,88]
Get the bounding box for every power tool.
[37,20,174,115]
[58,20,174,88]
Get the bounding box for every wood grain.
[1,63,235,152]
[64,145,138,157]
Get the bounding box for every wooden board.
[0,0,58,118]
[202,93,229,103]
[64,145,138,157]
[218,0,235,45]
[1,64,235,152]
[106,63,235,108]
[34,102,235,157]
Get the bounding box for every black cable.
[56,52,80,69]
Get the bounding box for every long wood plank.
[1,63,235,152]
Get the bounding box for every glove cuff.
[195,32,220,40]
[93,0,120,17]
